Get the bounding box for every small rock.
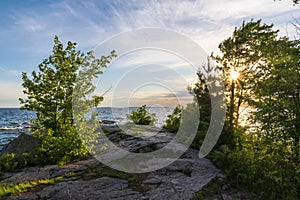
[143,177,162,185]
[222,193,233,200]
[10,122,20,126]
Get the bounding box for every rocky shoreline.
[0,124,249,199]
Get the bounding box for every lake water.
[0,107,174,151]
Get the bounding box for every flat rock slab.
[1,150,221,200]
[1,125,222,200]
[8,177,140,200]
[101,124,175,153]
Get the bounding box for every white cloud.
[0,0,299,107]
[19,17,46,32]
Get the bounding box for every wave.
[0,126,24,131]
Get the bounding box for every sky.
[0,0,299,108]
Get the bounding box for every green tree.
[188,62,213,149]
[214,19,279,149]
[163,105,182,133]
[165,59,218,149]
[211,20,300,199]
[127,105,156,125]
[252,37,300,162]
[19,36,116,164]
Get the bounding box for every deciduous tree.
[19,36,116,163]
[213,19,279,148]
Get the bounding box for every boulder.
[0,133,41,157]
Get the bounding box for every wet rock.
[10,122,20,126]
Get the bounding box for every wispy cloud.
[0,0,299,107]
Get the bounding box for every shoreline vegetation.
[1,19,299,199]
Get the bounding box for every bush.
[211,147,300,200]
[36,127,90,165]
[0,154,18,172]
[0,152,41,173]
[163,105,182,133]
[163,104,209,149]
[127,105,156,125]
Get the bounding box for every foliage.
[213,19,279,149]
[166,20,299,199]
[36,127,87,165]
[0,152,40,173]
[212,144,299,199]
[127,105,156,125]
[251,37,300,163]
[210,19,300,200]
[0,154,18,172]
[163,105,182,132]
[20,152,38,168]
[164,60,214,149]
[189,62,213,149]
[19,36,116,164]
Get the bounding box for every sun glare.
[230,68,240,81]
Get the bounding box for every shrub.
[0,151,42,173]
[163,104,209,149]
[0,154,18,172]
[163,105,182,133]
[127,105,156,125]
[211,147,300,200]
[36,127,90,165]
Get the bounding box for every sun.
[230,68,240,81]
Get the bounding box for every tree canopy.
[213,19,279,148]
[210,19,299,199]
[19,36,116,164]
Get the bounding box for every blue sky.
[0,0,299,107]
